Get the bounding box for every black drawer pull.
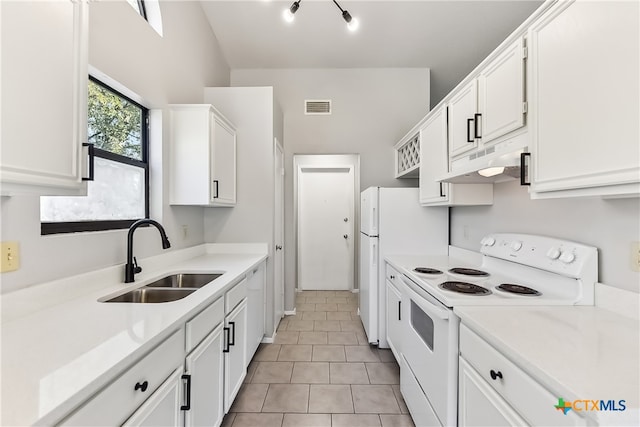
[467,118,474,142]
[213,180,219,198]
[223,327,230,353]
[490,370,503,380]
[398,300,402,321]
[474,113,482,139]
[134,381,148,392]
[229,321,236,346]
[82,143,95,181]
[181,374,191,411]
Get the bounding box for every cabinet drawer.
[225,278,247,312]
[399,354,442,427]
[460,325,586,426]
[186,297,224,352]
[385,264,400,282]
[61,329,184,426]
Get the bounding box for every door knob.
[276,245,282,250]
[343,234,348,239]
[344,218,348,222]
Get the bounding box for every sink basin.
[143,273,223,289]
[103,288,195,303]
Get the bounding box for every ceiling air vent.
[305,100,331,115]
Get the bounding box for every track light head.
[283,1,300,23]
[342,10,359,31]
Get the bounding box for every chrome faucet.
[124,219,171,283]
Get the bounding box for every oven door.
[401,275,459,427]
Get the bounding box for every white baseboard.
[284,308,297,316]
[351,289,359,294]
[261,331,276,344]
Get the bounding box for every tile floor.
[222,290,415,427]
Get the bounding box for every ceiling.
[200,0,543,105]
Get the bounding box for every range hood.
[438,148,528,184]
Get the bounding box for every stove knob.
[510,241,523,251]
[559,251,576,264]
[546,247,561,260]
[483,237,496,247]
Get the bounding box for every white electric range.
[386,233,598,427]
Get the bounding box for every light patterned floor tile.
[352,385,401,414]
[251,361,293,383]
[230,383,268,412]
[380,414,415,427]
[254,344,281,361]
[287,320,315,331]
[278,344,313,361]
[262,384,310,413]
[346,345,381,362]
[302,311,327,321]
[326,311,352,321]
[333,414,382,427]
[308,384,354,413]
[330,362,369,384]
[274,331,299,345]
[365,363,400,384]
[328,331,358,345]
[283,413,332,427]
[298,331,328,344]
[291,362,330,384]
[232,412,283,427]
[312,345,346,362]
[314,320,342,332]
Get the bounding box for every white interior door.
[298,166,354,290]
[274,139,284,326]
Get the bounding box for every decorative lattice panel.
[397,134,420,173]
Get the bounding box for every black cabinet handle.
[520,153,531,186]
[181,374,191,410]
[213,180,219,198]
[134,381,148,392]
[82,143,95,181]
[223,327,230,353]
[398,301,401,321]
[439,182,445,197]
[474,113,482,139]
[466,118,474,142]
[390,275,395,279]
[490,370,503,380]
[229,321,236,347]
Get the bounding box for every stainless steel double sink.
[102,273,223,303]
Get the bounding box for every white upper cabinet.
[528,0,639,198]
[0,0,89,196]
[170,105,237,206]
[477,37,526,144]
[420,107,493,207]
[448,80,479,158]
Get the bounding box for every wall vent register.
[305,100,331,115]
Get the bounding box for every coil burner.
[439,281,492,295]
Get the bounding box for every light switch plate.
[632,242,640,273]
[1,241,20,273]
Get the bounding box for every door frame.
[293,154,360,292]
[273,138,285,331]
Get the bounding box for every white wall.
[202,87,281,336]
[231,68,428,310]
[0,1,230,293]
[450,180,640,293]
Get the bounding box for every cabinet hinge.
[522,102,528,114]
[523,46,528,59]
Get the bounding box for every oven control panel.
[480,233,598,279]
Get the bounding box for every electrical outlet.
[632,241,640,272]
[1,241,20,273]
[182,225,189,240]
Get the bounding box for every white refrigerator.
[359,187,448,347]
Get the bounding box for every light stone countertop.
[455,305,640,426]
[0,244,267,426]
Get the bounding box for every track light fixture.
[282,0,359,31]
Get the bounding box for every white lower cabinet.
[459,324,588,427]
[61,330,185,426]
[123,367,185,427]
[246,262,266,361]
[458,358,527,427]
[400,354,442,427]
[224,299,248,413]
[184,324,225,427]
[385,277,403,361]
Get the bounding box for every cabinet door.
[477,38,525,144]
[246,263,266,361]
[185,324,225,427]
[385,280,402,360]
[0,0,88,195]
[459,358,527,427]
[419,107,449,204]
[528,0,639,195]
[448,80,478,157]
[123,368,184,427]
[224,299,248,412]
[211,115,237,205]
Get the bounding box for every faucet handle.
[133,257,142,274]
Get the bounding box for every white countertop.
[455,305,640,426]
[0,245,267,426]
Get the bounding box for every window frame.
[41,76,150,235]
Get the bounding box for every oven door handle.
[401,275,451,320]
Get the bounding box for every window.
[41,77,149,234]
[126,0,147,20]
